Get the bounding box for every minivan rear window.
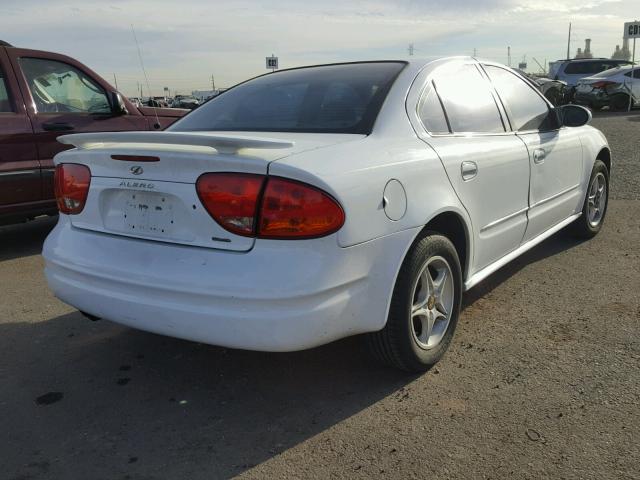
[169,62,406,135]
[564,61,631,75]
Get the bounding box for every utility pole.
[566,22,572,59]
[113,73,118,90]
[507,46,511,67]
[211,75,216,91]
[408,44,414,56]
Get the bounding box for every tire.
[610,94,632,111]
[571,159,609,239]
[365,232,463,372]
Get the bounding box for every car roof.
[555,58,631,63]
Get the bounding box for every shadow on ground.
[1,314,415,480]
[0,216,57,261]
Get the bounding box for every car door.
[7,49,148,200]
[623,68,640,99]
[484,64,583,242]
[413,61,531,273]
[0,48,40,209]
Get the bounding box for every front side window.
[170,62,406,134]
[432,63,505,134]
[0,69,12,112]
[20,57,111,114]
[485,66,554,132]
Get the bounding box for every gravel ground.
[591,110,640,200]
[1,114,638,480]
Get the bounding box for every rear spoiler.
[57,131,294,155]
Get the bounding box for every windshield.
[169,62,406,134]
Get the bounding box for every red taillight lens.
[196,173,265,236]
[196,173,345,239]
[591,81,618,89]
[54,163,91,215]
[258,177,345,239]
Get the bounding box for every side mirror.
[110,91,128,115]
[557,104,591,127]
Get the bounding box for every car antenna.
[131,24,161,130]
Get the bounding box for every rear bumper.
[43,217,417,351]
[574,91,609,109]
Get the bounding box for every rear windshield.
[169,62,406,134]
[592,67,628,78]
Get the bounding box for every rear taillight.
[196,173,265,236]
[591,81,618,89]
[54,163,91,215]
[258,177,345,239]
[196,173,345,239]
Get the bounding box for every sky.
[2,0,638,96]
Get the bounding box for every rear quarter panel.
[580,125,610,180]
[269,134,470,249]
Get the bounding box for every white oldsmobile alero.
[44,58,611,372]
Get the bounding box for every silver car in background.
[549,58,632,86]
[575,65,640,111]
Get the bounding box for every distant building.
[575,39,593,59]
[611,38,632,61]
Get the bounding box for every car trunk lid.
[55,131,359,251]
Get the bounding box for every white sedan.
[44,58,610,372]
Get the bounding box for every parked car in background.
[172,95,199,109]
[147,96,169,107]
[549,58,633,86]
[0,41,188,225]
[575,65,640,111]
[128,96,142,108]
[44,58,610,372]
[516,69,567,106]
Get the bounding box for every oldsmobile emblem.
[130,165,144,175]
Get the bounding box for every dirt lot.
[1,113,639,480]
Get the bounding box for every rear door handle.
[42,122,75,132]
[461,161,478,181]
[533,148,546,164]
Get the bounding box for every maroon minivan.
[0,41,187,225]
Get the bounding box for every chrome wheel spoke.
[434,300,449,319]
[416,312,434,344]
[432,268,448,299]
[412,305,429,318]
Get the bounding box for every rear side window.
[0,69,12,112]
[170,62,406,134]
[417,83,449,134]
[485,66,554,132]
[624,69,640,79]
[433,64,504,134]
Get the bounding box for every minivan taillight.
[54,163,91,215]
[196,173,345,239]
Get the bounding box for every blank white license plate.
[122,191,176,237]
